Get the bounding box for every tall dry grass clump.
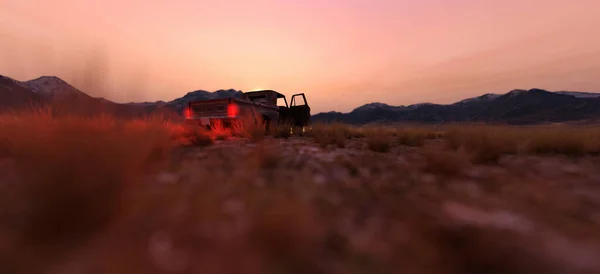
[231,114,266,142]
[0,109,173,273]
[363,127,394,152]
[210,120,233,140]
[309,123,353,148]
[174,123,213,146]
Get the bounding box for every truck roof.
[244,90,285,99]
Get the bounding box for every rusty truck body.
[184,90,310,131]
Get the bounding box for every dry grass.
[231,114,266,142]
[1,115,600,274]
[309,123,353,148]
[306,123,600,159]
[444,125,600,163]
[0,110,173,273]
[524,127,600,155]
[210,120,232,140]
[445,126,524,163]
[174,124,213,147]
[395,127,442,147]
[420,143,472,176]
[363,127,394,153]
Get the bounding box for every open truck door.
[289,93,311,127]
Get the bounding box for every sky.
[1,0,600,113]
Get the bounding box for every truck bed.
[185,97,278,127]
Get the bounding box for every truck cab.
[242,90,311,127]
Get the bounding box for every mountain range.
[0,74,242,119]
[2,74,600,124]
[313,89,600,124]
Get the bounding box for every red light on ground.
[227,103,239,117]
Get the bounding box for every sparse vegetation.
[395,127,442,147]
[524,127,600,156]
[309,123,352,148]
[445,126,524,163]
[363,127,393,152]
[444,125,600,162]
[1,114,600,274]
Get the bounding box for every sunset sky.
[1,0,600,113]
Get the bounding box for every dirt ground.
[139,137,600,273]
[2,121,600,274]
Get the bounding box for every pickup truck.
[184,90,310,132]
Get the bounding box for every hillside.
[0,75,45,111]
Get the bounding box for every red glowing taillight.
[227,103,238,117]
[184,106,192,119]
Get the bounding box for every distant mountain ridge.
[23,76,83,96]
[2,74,600,124]
[313,88,600,124]
[0,74,242,118]
[0,75,44,111]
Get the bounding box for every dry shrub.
[396,128,440,147]
[348,127,366,139]
[210,120,232,140]
[176,124,213,147]
[364,128,393,153]
[421,143,471,176]
[232,114,266,142]
[310,123,351,148]
[0,110,172,272]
